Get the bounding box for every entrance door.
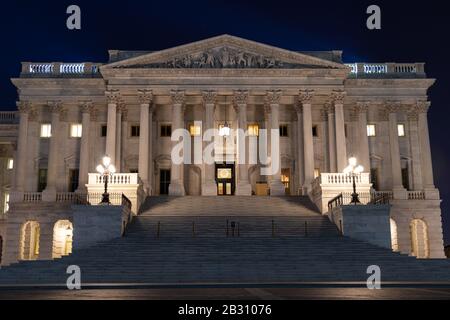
[159,170,170,195]
[216,163,235,196]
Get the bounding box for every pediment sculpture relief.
[120,46,322,69]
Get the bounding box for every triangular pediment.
[103,34,346,70]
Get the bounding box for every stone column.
[299,90,315,193]
[234,90,252,195]
[105,90,120,166]
[42,101,63,202]
[386,102,407,199]
[266,90,285,196]
[168,90,186,196]
[14,102,31,195]
[415,101,439,199]
[325,102,337,173]
[76,101,93,193]
[407,109,423,191]
[138,89,153,194]
[295,104,304,195]
[121,107,128,172]
[263,104,272,184]
[355,102,371,171]
[115,102,125,172]
[202,91,217,196]
[332,90,347,172]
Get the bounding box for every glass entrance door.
[216,163,235,196]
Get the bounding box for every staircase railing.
[328,194,343,211]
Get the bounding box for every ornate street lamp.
[343,157,364,204]
[96,155,116,204]
[219,104,231,137]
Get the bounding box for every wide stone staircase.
[1,196,450,286]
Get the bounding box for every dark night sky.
[1,1,449,244]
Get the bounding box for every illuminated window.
[4,193,9,213]
[217,168,232,179]
[40,124,52,138]
[131,125,140,137]
[70,124,82,138]
[189,124,201,136]
[314,168,321,179]
[398,124,405,137]
[248,124,259,136]
[7,158,13,170]
[281,168,290,194]
[367,124,376,137]
[279,125,288,137]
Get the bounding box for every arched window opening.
[52,220,73,259]
[20,221,40,260]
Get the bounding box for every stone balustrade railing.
[345,62,425,77]
[318,172,371,186]
[21,62,102,77]
[88,173,140,185]
[407,191,426,200]
[0,111,19,124]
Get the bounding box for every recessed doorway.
[216,163,235,196]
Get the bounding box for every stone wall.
[72,205,130,251]
[329,204,391,249]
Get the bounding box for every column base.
[168,181,185,196]
[392,186,407,200]
[236,182,252,196]
[42,188,57,202]
[270,180,286,196]
[202,182,217,196]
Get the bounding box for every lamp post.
[96,155,116,205]
[343,157,364,205]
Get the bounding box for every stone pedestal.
[201,182,217,196]
[269,180,286,196]
[169,181,185,196]
[41,188,56,202]
[236,182,252,196]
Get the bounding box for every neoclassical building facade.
[0,35,445,263]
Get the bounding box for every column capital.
[117,103,127,114]
[105,89,121,104]
[355,101,370,113]
[201,90,217,105]
[79,100,93,113]
[385,101,402,114]
[323,101,334,114]
[415,100,431,113]
[16,101,33,113]
[265,90,283,105]
[298,89,314,104]
[138,89,153,105]
[48,101,67,121]
[330,90,346,104]
[233,90,249,105]
[170,90,186,105]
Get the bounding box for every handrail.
[328,193,343,211]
